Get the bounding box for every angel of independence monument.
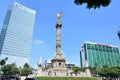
[50,12,69,76]
[35,12,91,77]
[35,12,70,77]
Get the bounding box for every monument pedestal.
[85,68,91,77]
[36,67,43,77]
[85,60,91,77]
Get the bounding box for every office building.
[0,2,36,66]
[80,41,120,68]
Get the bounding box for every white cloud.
[34,40,43,44]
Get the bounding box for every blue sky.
[0,0,120,67]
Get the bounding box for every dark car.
[25,78,36,80]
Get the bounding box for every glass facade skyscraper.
[0,2,36,66]
[80,42,120,69]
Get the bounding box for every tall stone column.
[51,12,68,77]
[56,22,62,55]
[52,12,66,67]
[55,12,63,57]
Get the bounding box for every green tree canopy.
[0,57,8,67]
[72,66,85,72]
[1,63,19,77]
[24,63,29,68]
[109,66,120,78]
[89,66,97,75]
[20,63,32,77]
[74,0,111,9]
[97,66,120,79]
[0,60,5,66]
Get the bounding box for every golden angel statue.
[57,12,62,23]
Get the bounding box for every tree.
[89,66,97,76]
[116,60,120,66]
[0,60,5,67]
[0,57,8,67]
[74,0,111,9]
[21,67,31,77]
[95,62,98,69]
[20,63,32,77]
[97,65,110,79]
[1,63,19,77]
[0,57,8,76]
[109,66,120,79]
[4,57,8,61]
[24,63,29,68]
[72,66,85,72]
[97,65,120,80]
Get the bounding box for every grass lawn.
[36,77,99,80]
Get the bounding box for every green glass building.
[80,42,120,69]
